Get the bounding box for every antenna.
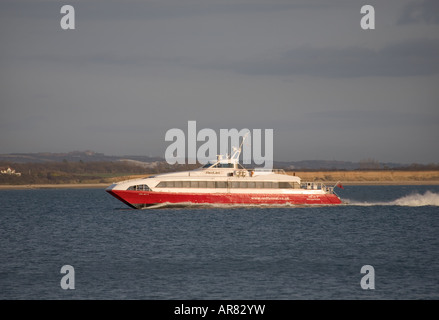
[231,132,249,160]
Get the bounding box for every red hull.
[107,190,342,208]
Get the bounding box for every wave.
[140,191,439,209]
[142,202,331,210]
[344,191,439,207]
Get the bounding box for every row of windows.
[155,181,299,189]
[202,163,236,168]
[127,184,151,191]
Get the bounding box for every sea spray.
[345,191,439,207]
[390,191,439,207]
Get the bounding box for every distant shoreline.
[0,183,110,190]
[1,181,439,190]
[1,170,439,190]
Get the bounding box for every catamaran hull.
[107,190,342,209]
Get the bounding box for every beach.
[285,170,439,185]
[0,183,110,190]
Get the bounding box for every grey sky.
[1,0,438,164]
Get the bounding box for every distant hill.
[0,150,406,170]
[273,159,404,170]
[0,151,162,164]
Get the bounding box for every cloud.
[226,38,439,78]
[398,0,439,25]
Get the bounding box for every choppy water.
[0,185,438,300]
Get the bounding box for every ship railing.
[251,168,287,175]
[301,182,335,193]
[233,168,287,177]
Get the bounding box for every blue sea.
[0,185,438,300]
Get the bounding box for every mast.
[230,132,249,162]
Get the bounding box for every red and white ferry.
[106,147,342,209]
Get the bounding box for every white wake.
[140,192,439,209]
[345,191,439,207]
[142,202,330,209]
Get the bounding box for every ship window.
[174,181,182,188]
[127,184,151,191]
[230,181,249,188]
[156,181,166,187]
[206,181,215,188]
[157,180,219,188]
[255,181,264,188]
[212,163,235,168]
[279,182,293,188]
[220,163,234,168]
[282,182,300,188]
[182,181,190,188]
[263,182,272,188]
[202,163,213,168]
[247,182,256,188]
[199,181,207,188]
[215,181,227,188]
[157,181,177,188]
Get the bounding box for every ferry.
[106,144,343,209]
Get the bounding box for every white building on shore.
[0,167,21,176]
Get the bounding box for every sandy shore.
[285,170,439,186]
[1,182,439,190]
[1,170,439,189]
[0,183,110,190]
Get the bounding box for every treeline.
[0,160,198,185]
[394,163,439,171]
[357,158,439,171]
[299,163,439,172]
[293,161,439,171]
[1,159,438,185]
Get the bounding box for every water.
[0,185,438,300]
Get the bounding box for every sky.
[0,0,438,164]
